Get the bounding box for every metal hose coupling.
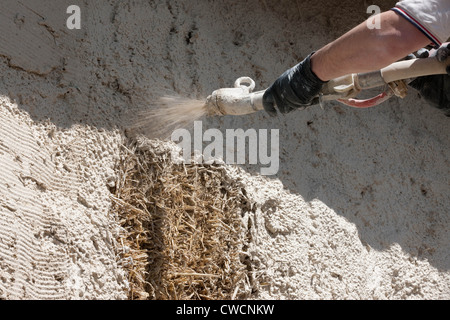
[205,77,265,116]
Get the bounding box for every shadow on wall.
[0,0,398,130]
[1,0,449,273]
[207,96,450,272]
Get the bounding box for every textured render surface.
[0,0,448,299]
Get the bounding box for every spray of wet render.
[131,95,210,140]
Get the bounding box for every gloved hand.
[262,53,327,117]
[408,43,450,116]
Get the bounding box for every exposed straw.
[110,137,253,300]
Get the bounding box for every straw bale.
[110,138,253,300]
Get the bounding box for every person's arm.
[262,10,432,116]
[311,10,431,81]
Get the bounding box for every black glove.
[263,53,327,116]
[408,43,450,117]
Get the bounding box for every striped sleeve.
[392,0,450,48]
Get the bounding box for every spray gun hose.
[206,56,450,115]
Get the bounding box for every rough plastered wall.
[0,0,449,299]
